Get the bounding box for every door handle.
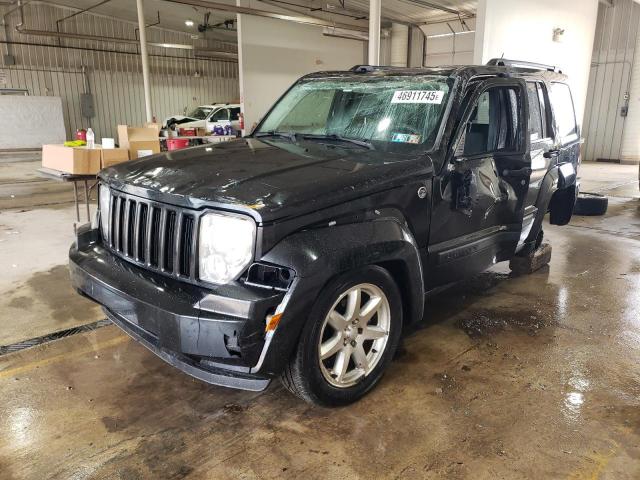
[543,150,560,159]
[502,167,532,178]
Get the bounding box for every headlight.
[198,212,256,284]
[98,185,111,241]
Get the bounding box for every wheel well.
[375,260,419,326]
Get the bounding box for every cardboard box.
[100,147,129,168]
[129,141,161,159]
[42,144,101,175]
[117,124,161,159]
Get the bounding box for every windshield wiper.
[302,134,374,150]
[254,131,298,142]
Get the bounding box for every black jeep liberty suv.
[70,59,580,406]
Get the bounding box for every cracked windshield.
[257,75,452,153]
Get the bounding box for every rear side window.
[537,84,549,136]
[526,82,544,142]
[550,83,577,140]
[229,107,241,121]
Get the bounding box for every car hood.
[175,119,205,128]
[101,138,434,223]
[162,115,197,126]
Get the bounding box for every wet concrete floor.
[0,163,639,479]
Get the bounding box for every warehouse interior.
[1,0,640,478]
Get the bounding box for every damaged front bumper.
[69,225,285,391]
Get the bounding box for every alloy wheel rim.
[318,283,391,388]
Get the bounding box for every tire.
[280,266,403,407]
[573,192,608,216]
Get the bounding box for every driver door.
[427,78,531,288]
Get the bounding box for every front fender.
[255,218,425,375]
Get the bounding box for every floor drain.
[0,319,112,356]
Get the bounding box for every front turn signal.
[265,313,282,332]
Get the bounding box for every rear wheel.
[281,266,402,406]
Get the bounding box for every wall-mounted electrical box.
[80,93,95,118]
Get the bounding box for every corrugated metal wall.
[0,3,239,142]
[583,0,640,162]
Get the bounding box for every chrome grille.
[105,191,198,281]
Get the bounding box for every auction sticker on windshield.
[391,90,444,104]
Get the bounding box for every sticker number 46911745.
[391,90,444,104]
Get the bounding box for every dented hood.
[101,138,433,223]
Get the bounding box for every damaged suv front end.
[70,187,293,390]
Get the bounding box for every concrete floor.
[0,160,639,479]
[0,157,102,346]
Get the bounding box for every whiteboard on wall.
[0,96,66,149]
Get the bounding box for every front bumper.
[69,226,285,391]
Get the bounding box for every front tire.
[281,266,402,406]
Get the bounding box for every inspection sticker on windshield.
[391,90,444,104]
[392,133,421,144]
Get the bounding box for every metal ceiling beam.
[55,0,110,26]
[401,0,465,16]
[14,0,238,57]
[419,11,475,26]
[259,0,368,21]
[259,0,416,27]
[162,0,369,32]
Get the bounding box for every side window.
[526,82,544,142]
[229,107,241,121]
[210,108,230,122]
[463,86,521,156]
[550,83,578,140]
[537,83,549,137]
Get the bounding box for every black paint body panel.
[70,65,580,390]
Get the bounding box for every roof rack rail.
[486,58,562,73]
[350,65,376,73]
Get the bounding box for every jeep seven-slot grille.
[106,192,197,280]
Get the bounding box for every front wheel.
[280,266,402,406]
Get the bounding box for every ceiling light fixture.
[185,19,195,27]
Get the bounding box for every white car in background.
[163,103,241,134]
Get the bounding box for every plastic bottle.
[86,128,95,149]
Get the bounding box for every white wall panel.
[474,0,599,125]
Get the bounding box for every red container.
[76,129,87,142]
[167,138,190,151]
[179,127,196,137]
